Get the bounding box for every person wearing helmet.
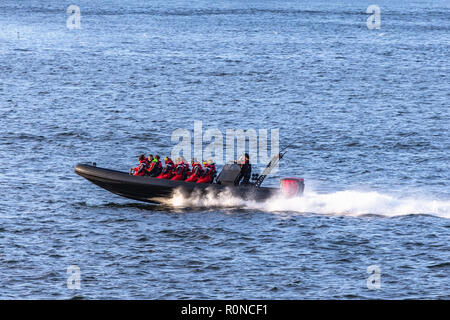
[130,154,148,176]
[185,158,203,182]
[236,153,251,185]
[196,159,216,183]
[156,157,175,179]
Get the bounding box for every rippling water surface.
[0,0,449,299]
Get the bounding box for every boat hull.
[74,163,280,204]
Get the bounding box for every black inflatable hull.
[74,163,280,204]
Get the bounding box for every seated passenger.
[236,153,251,185]
[196,159,216,183]
[185,158,203,182]
[147,155,162,177]
[130,154,148,176]
[154,155,163,176]
[156,157,174,179]
[181,156,190,173]
[171,157,189,180]
[143,155,152,174]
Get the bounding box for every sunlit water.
[0,0,449,299]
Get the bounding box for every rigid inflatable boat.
[74,153,304,204]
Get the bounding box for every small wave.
[166,188,450,219]
[427,262,450,269]
[74,201,160,211]
[13,48,31,52]
[5,133,46,142]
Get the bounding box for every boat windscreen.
[216,163,242,185]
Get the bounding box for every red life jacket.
[133,160,147,176]
[146,159,162,177]
[171,162,188,180]
[196,163,216,183]
[185,163,202,182]
[157,160,174,179]
[146,161,155,173]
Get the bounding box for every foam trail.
[165,188,450,218]
[254,190,450,218]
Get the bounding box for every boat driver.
[236,153,251,185]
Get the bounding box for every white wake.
[166,188,450,219]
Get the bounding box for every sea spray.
[256,190,450,218]
[166,188,450,218]
[167,187,248,208]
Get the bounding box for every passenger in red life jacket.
[171,157,189,180]
[156,157,175,179]
[147,155,162,177]
[185,158,203,182]
[182,157,190,174]
[196,159,216,183]
[143,155,152,173]
[130,154,148,176]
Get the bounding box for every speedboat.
[74,152,304,204]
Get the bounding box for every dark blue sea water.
[0,0,449,299]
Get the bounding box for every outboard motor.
[280,178,305,197]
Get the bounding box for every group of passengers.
[130,154,217,183]
[131,153,253,185]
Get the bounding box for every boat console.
[216,163,242,186]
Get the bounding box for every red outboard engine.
[280,178,305,197]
